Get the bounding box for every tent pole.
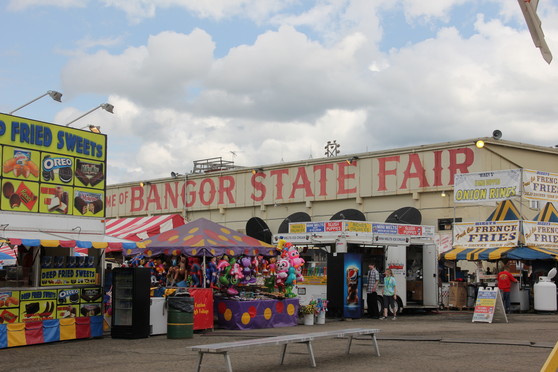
[202,255,206,288]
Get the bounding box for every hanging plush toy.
[285,266,296,285]
[286,246,305,284]
[217,255,231,287]
[240,256,255,284]
[268,257,277,275]
[189,260,202,287]
[281,242,293,259]
[229,257,244,285]
[206,257,219,288]
[276,259,290,289]
[287,247,305,269]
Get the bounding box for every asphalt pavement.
[1,310,557,372]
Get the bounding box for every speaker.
[492,130,502,140]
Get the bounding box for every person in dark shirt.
[366,264,380,318]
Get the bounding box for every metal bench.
[189,327,380,372]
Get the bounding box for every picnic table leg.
[345,335,354,354]
[279,344,288,365]
[195,352,204,372]
[304,341,317,368]
[371,334,381,356]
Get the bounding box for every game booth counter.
[125,218,302,331]
[0,217,143,349]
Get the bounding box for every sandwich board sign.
[472,287,508,323]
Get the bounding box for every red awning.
[105,214,185,242]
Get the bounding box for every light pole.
[65,103,114,127]
[9,90,63,115]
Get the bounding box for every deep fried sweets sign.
[0,113,106,217]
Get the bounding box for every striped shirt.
[367,268,379,293]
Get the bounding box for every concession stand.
[125,218,298,331]
[0,112,141,348]
[440,169,558,312]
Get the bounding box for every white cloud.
[46,0,558,184]
[61,29,215,107]
[6,0,84,11]
[99,0,293,23]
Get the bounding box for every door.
[422,243,438,307]
[385,245,407,306]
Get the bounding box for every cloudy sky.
[1,0,557,185]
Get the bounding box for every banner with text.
[453,169,521,203]
[522,169,558,202]
[523,221,558,248]
[0,113,106,217]
[453,221,520,249]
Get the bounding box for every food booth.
[440,169,558,312]
[0,112,145,348]
[125,218,299,331]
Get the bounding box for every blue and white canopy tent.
[441,200,558,261]
[441,200,523,261]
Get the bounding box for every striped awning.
[440,246,515,261]
[105,214,185,241]
[0,231,142,250]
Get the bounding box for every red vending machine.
[111,267,151,339]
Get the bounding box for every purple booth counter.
[214,298,299,330]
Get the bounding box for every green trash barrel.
[167,296,194,339]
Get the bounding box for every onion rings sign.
[453,169,521,203]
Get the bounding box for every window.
[438,218,462,231]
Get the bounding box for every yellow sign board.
[0,114,106,217]
[40,268,97,286]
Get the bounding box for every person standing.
[366,263,380,318]
[497,264,518,314]
[380,268,397,320]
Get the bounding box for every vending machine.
[111,267,151,339]
[327,253,363,319]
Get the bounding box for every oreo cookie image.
[42,169,54,181]
[59,167,73,183]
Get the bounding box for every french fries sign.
[0,113,106,217]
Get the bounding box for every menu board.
[0,287,102,324]
[0,113,106,217]
[0,290,21,324]
[472,287,507,323]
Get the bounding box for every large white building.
[106,137,558,242]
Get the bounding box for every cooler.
[150,297,168,335]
